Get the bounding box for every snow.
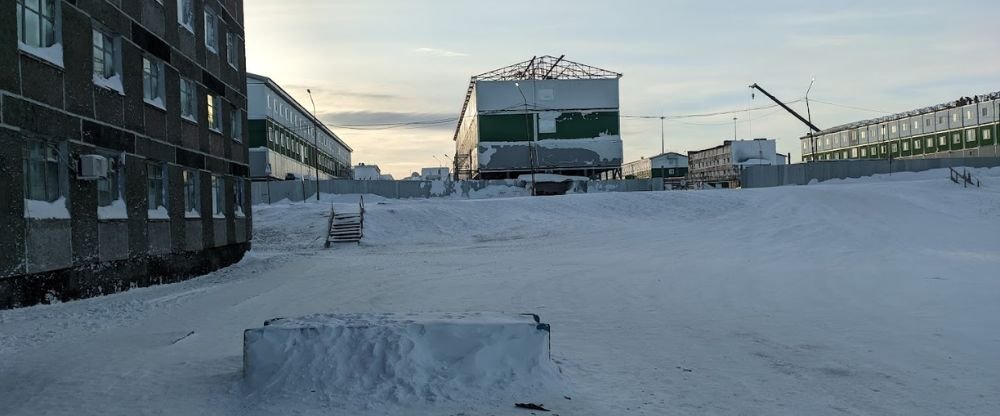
[18,42,64,68]
[148,206,169,220]
[23,197,70,219]
[185,208,201,219]
[97,199,128,220]
[92,74,124,95]
[517,173,590,183]
[2,168,999,415]
[243,312,557,407]
[143,96,165,110]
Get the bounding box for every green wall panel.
[537,111,620,140]
[479,114,535,142]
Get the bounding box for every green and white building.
[453,56,623,180]
[246,73,352,180]
[802,93,999,162]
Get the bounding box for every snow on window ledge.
[98,199,128,220]
[24,197,70,219]
[181,115,198,124]
[185,209,201,219]
[213,212,226,219]
[144,97,166,111]
[93,74,125,96]
[148,206,170,220]
[180,22,195,34]
[209,127,223,134]
[18,42,64,68]
[235,210,246,218]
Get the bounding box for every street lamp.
[514,82,536,196]
[805,78,816,163]
[306,89,320,200]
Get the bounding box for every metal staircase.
[949,167,981,188]
[325,196,365,246]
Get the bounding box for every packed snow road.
[1,169,999,415]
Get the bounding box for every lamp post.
[306,89,321,200]
[660,116,665,155]
[514,82,536,196]
[805,78,815,163]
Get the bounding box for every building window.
[891,125,897,134]
[16,0,57,49]
[142,56,165,108]
[97,156,122,207]
[207,94,222,132]
[925,119,932,127]
[890,143,898,152]
[913,121,920,130]
[966,110,974,121]
[966,130,976,142]
[860,131,866,140]
[147,162,168,218]
[952,113,959,123]
[938,136,947,146]
[178,77,196,122]
[23,141,62,203]
[177,0,194,32]
[226,32,240,69]
[983,108,990,117]
[939,116,946,125]
[984,130,992,141]
[183,169,200,218]
[234,179,245,217]
[952,134,961,144]
[231,105,243,142]
[211,175,225,218]
[204,6,218,53]
[914,140,921,150]
[92,28,123,94]
[902,142,909,151]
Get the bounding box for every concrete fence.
[741,157,1000,188]
[252,178,662,204]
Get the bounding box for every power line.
[808,99,892,114]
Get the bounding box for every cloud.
[413,47,469,58]
[319,110,458,130]
[284,85,400,101]
[774,9,934,26]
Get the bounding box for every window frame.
[234,178,245,217]
[183,169,201,218]
[180,77,198,123]
[23,140,64,203]
[204,6,219,54]
[16,0,63,67]
[207,94,223,132]
[211,175,225,218]
[177,0,195,33]
[226,32,240,69]
[231,105,243,142]
[142,56,166,109]
[147,162,169,219]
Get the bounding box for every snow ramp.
[243,312,559,404]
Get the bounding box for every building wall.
[0,0,251,309]
[456,79,623,179]
[802,97,999,162]
[688,140,777,186]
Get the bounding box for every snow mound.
[243,312,559,405]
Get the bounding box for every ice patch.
[243,312,559,405]
[98,199,128,220]
[24,197,70,219]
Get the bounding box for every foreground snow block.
[243,312,557,402]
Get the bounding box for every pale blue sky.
[246,0,1000,177]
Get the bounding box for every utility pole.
[660,116,665,155]
[805,78,816,163]
[515,82,536,196]
[733,117,738,140]
[306,89,320,200]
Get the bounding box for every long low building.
[247,73,352,180]
[802,92,1000,162]
[621,152,689,179]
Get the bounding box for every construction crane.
[749,83,821,161]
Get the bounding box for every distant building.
[353,163,382,180]
[621,152,688,179]
[453,55,623,180]
[421,167,451,181]
[688,139,780,188]
[247,73,352,181]
[801,92,999,162]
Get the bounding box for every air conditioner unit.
[78,155,109,180]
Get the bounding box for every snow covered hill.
[1,168,999,415]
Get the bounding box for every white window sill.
[24,197,70,219]
[228,61,239,70]
[180,23,195,34]
[235,211,246,219]
[144,97,166,111]
[206,45,218,55]
[232,137,243,143]
[182,115,198,125]
[209,127,223,134]
[213,213,226,219]
[148,207,170,220]
[98,199,128,220]
[185,210,202,219]
[93,74,125,96]
[18,42,64,68]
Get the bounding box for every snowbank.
[243,312,559,405]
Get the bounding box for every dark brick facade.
[0,0,252,309]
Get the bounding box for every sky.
[245,0,1000,178]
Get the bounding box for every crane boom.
[749,83,821,132]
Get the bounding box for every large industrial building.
[1,0,250,308]
[621,152,689,179]
[802,92,1000,162]
[688,139,784,188]
[453,55,623,180]
[247,73,352,181]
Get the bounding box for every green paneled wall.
[248,119,268,148]
[479,114,535,142]
[537,111,620,140]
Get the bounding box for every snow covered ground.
[1,168,999,415]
